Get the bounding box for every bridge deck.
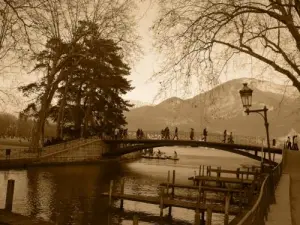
[103,139,282,154]
[101,192,240,215]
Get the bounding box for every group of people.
[161,127,172,139]
[44,136,65,146]
[285,135,298,150]
[159,127,235,143]
[223,130,234,144]
[136,129,145,139]
[143,148,178,159]
[113,128,128,140]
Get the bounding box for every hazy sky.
[123,1,293,104]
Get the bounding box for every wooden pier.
[101,165,263,225]
[101,192,240,215]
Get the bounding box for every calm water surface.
[0,147,267,225]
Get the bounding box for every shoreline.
[0,153,142,171]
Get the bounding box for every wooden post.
[5,179,15,211]
[236,168,240,179]
[198,180,202,202]
[217,167,221,178]
[199,165,202,176]
[239,188,243,212]
[246,168,250,179]
[160,187,164,217]
[133,215,139,225]
[217,167,221,187]
[202,165,205,176]
[167,170,170,195]
[172,170,175,199]
[224,193,231,225]
[194,208,200,225]
[208,166,211,176]
[201,211,205,225]
[206,206,212,225]
[109,180,114,207]
[120,179,124,210]
[273,153,275,162]
[167,170,172,216]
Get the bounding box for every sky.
[122,1,294,104]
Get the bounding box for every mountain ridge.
[125,78,300,138]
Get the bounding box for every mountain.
[127,100,152,109]
[125,78,300,138]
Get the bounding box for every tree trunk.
[30,75,61,149]
[74,84,83,137]
[56,76,70,138]
[83,96,91,138]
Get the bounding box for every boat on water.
[141,155,179,161]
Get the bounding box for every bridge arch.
[102,139,281,165]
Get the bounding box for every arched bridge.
[102,131,283,165]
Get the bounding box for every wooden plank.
[209,168,259,175]
[159,183,252,193]
[0,209,54,225]
[101,193,240,215]
[188,175,253,184]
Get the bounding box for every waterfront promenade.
[284,150,300,225]
[266,150,300,225]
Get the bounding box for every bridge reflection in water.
[0,147,266,225]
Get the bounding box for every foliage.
[20,21,133,139]
[153,0,300,93]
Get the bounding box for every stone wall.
[40,140,109,162]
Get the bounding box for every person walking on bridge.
[286,136,292,150]
[223,130,227,143]
[165,127,170,140]
[293,135,298,150]
[190,128,194,140]
[173,127,179,140]
[203,128,208,142]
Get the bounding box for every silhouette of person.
[173,127,178,140]
[190,128,194,140]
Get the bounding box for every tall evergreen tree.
[22,21,133,140]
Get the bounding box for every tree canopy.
[153,0,300,93]
[20,21,133,141]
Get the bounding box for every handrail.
[235,160,283,225]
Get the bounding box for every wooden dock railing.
[231,161,283,225]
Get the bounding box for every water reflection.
[0,147,265,225]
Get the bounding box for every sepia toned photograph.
[0,0,299,224]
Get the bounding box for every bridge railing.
[41,137,99,157]
[125,131,284,147]
[235,160,283,225]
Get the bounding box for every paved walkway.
[266,150,300,225]
[265,173,292,225]
[284,150,300,225]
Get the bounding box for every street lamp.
[239,83,271,162]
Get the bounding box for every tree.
[48,27,133,139]
[153,0,300,93]
[22,21,133,142]
[10,0,140,148]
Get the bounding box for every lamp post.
[239,83,271,162]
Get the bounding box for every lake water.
[0,146,268,225]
